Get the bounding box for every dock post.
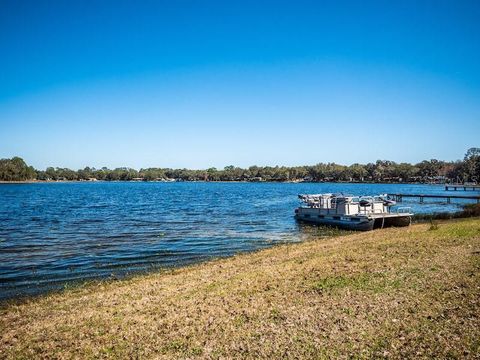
[420,196,424,204]
[447,197,451,204]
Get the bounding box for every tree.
[463,147,480,182]
[0,157,36,181]
[416,160,442,180]
[348,163,367,181]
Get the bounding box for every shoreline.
[0,225,350,305]
[2,212,477,305]
[1,218,479,358]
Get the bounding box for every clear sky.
[1,0,479,170]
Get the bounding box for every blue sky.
[1,0,479,169]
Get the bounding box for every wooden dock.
[387,193,480,204]
[445,184,480,191]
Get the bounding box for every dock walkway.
[387,193,480,204]
[445,184,480,191]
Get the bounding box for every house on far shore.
[250,177,264,182]
[88,178,98,181]
[131,177,144,181]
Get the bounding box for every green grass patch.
[161,339,203,357]
[312,272,402,294]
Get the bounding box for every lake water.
[0,182,471,300]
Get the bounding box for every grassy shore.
[1,219,479,359]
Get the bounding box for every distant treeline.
[1,148,479,183]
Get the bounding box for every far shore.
[0,179,450,185]
[1,218,479,358]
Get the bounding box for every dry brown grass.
[1,218,479,359]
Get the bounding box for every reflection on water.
[0,181,472,300]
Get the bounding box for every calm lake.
[0,182,469,300]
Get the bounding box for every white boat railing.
[299,193,413,216]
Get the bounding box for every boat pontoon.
[295,193,413,231]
